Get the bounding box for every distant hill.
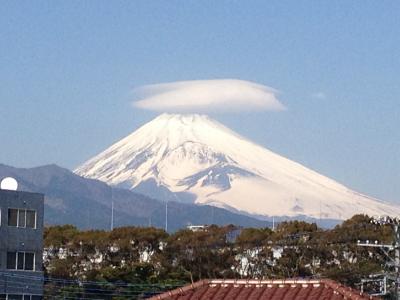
[0,164,269,231]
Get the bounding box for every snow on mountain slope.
[75,113,400,220]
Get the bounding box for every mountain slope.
[75,113,400,220]
[0,164,268,230]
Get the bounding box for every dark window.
[32,297,43,300]
[18,209,26,228]
[0,294,6,300]
[7,252,34,271]
[8,295,23,300]
[7,209,37,228]
[26,210,36,228]
[17,252,24,270]
[8,209,18,226]
[23,296,30,300]
[7,252,16,269]
[25,253,34,270]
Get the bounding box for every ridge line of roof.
[209,279,322,285]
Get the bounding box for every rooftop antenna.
[0,177,18,191]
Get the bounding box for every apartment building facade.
[0,189,44,300]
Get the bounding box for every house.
[187,225,209,232]
[149,279,379,300]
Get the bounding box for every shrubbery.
[44,214,392,288]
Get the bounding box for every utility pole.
[110,187,114,231]
[165,200,168,232]
[111,199,114,231]
[357,216,400,298]
[395,224,400,299]
[319,200,322,227]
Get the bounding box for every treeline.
[44,215,393,291]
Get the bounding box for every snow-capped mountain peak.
[75,113,400,220]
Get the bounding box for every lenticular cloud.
[132,79,286,113]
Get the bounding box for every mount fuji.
[75,114,400,221]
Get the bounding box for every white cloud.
[311,92,327,100]
[131,79,286,113]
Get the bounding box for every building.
[0,188,44,300]
[186,225,242,243]
[149,279,379,300]
[186,225,209,232]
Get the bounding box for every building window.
[6,252,16,269]
[8,209,18,226]
[6,252,35,271]
[25,253,34,270]
[0,296,42,300]
[0,296,43,300]
[26,210,36,228]
[18,210,26,228]
[8,209,36,229]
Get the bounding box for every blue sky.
[0,1,399,203]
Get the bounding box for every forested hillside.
[43,215,395,298]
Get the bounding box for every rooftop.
[149,279,379,300]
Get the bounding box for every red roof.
[149,279,380,300]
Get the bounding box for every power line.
[357,216,400,298]
[0,271,183,299]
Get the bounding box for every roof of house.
[149,279,379,300]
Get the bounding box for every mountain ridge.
[0,163,269,230]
